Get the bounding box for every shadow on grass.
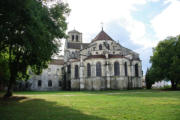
[0,96,107,120]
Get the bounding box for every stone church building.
[28,29,143,91]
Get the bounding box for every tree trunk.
[3,74,15,98]
[171,80,177,90]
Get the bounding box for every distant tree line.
[146,35,180,90]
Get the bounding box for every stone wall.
[29,64,64,91]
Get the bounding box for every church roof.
[84,55,106,60]
[92,29,113,42]
[68,29,81,34]
[49,59,64,65]
[67,43,89,49]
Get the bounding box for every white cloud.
[66,0,147,43]
[61,0,180,72]
[151,0,180,40]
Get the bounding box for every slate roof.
[92,30,113,42]
[109,54,124,58]
[67,42,89,49]
[49,59,64,65]
[68,30,81,34]
[84,55,106,60]
[84,54,131,60]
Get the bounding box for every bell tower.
[67,29,82,43]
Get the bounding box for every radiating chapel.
[29,29,143,91]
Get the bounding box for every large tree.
[150,36,180,89]
[0,0,70,97]
[145,67,155,89]
[0,54,10,90]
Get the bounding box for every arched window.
[38,80,41,87]
[48,80,52,87]
[135,63,139,77]
[72,35,74,41]
[124,62,128,76]
[76,35,79,42]
[75,65,79,79]
[87,63,91,77]
[59,80,62,87]
[99,44,102,50]
[72,52,75,58]
[67,65,71,73]
[106,44,110,50]
[114,62,120,76]
[56,68,59,75]
[96,62,102,76]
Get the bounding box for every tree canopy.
[150,36,180,89]
[0,0,70,97]
[145,68,155,89]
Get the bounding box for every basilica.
[28,29,143,91]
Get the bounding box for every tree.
[145,67,157,89]
[150,36,180,89]
[0,0,70,97]
[0,54,10,90]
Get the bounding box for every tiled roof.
[49,59,64,65]
[67,43,89,49]
[92,30,113,42]
[109,54,124,58]
[68,30,81,34]
[84,55,106,60]
[84,54,129,60]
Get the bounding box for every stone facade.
[28,58,64,91]
[64,29,143,90]
[28,29,143,91]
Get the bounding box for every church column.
[105,54,110,89]
[138,62,142,88]
[120,60,124,76]
[128,60,133,89]
[79,55,85,90]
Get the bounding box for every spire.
[101,22,104,31]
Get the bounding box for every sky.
[62,0,180,74]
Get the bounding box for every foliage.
[145,68,155,89]
[0,0,70,97]
[0,90,180,120]
[0,53,10,86]
[150,36,180,89]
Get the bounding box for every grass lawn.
[0,90,180,120]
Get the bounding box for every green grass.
[0,90,180,120]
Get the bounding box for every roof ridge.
[92,30,113,42]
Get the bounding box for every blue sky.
[64,0,180,74]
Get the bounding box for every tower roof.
[92,29,113,42]
[68,29,81,34]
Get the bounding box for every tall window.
[106,44,110,50]
[59,80,62,87]
[38,80,41,87]
[87,63,91,77]
[99,44,102,50]
[56,68,59,75]
[67,65,71,73]
[75,65,79,79]
[72,35,74,41]
[114,62,120,76]
[96,62,102,76]
[124,62,128,76]
[76,35,79,42]
[48,80,52,87]
[135,64,139,77]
